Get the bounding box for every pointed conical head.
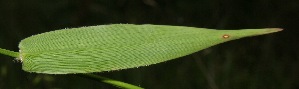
[197,28,283,48]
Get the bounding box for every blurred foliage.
[0,0,298,89]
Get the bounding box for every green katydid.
[0,24,282,74]
[0,24,282,89]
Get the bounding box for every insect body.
[1,24,282,74]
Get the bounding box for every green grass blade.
[79,74,144,89]
[0,48,19,58]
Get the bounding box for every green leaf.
[79,74,143,89]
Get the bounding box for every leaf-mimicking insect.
[0,24,282,74]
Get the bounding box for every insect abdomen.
[19,24,211,74]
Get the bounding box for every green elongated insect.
[0,24,282,74]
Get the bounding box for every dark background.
[0,0,298,89]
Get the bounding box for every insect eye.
[222,34,230,39]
